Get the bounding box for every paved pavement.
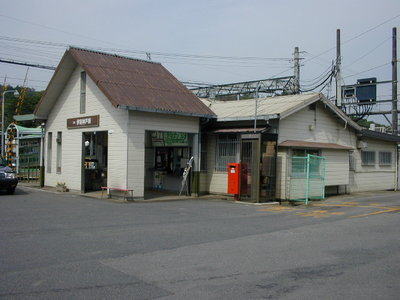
[1,185,399,299]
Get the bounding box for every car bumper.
[0,179,18,189]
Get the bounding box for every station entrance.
[239,133,277,202]
[144,131,193,195]
[81,131,108,192]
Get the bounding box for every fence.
[287,154,326,204]
[17,139,40,182]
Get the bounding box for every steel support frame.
[191,76,297,99]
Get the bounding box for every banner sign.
[151,131,189,147]
[67,115,100,129]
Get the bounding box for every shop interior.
[82,131,108,192]
[145,131,192,193]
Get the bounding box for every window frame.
[215,134,239,172]
[361,150,376,166]
[379,151,392,166]
[80,71,86,114]
[56,131,62,174]
[290,148,321,177]
[47,132,52,173]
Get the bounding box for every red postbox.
[227,163,240,198]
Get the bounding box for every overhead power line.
[0,35,291,63]
[304,14,400,64]
[0,58,56,70]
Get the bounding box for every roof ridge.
[68,46,160,65]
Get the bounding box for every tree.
[1,85,43,128]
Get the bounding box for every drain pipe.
[254,83,260,132]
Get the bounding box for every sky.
[0,0,399,123]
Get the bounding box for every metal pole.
[40,123,45,187]
[336,29,342,107]
[392,27,398,135]
[254,83,260,132]
[1,91,5,158]
[1,90,18,158]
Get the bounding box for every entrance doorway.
[144,131,192,195]
[239,133,277,202]
[82,131,108,192]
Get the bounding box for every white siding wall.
[278,103,356,147]
[277,103,355,199]
[322,149,349,185]
[349,139,397,192]
[126,111,199,198]
[44,66,128,191]
[278,103,397,195]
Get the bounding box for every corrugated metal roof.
[201,93,321,121]
[279,140,353,150]
[36,48,215,119]
[69,48,215,118]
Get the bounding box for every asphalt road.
[1,186,399,299]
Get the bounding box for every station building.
[35,48,400,201]
[34,47,214,198]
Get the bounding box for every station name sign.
[67,115,100,129]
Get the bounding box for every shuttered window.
[361,151,375,166]
[379,151,392,165]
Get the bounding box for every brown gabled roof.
[35,47,215,119]
[69,48,215,117]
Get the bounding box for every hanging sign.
[67,115,100,129]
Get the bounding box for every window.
[379,151,392,165]
[80,71,86,114]
[47,132,52,173]
[292,149,319,157]
[56,132,62,173]
[291,149,320,176]
[361,151,375,166]
[215,134,239,172]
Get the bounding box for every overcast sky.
[0,0,399,119]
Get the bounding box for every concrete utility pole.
[392,27,398,135]
[294,47,300,93]
[336,29,342,107]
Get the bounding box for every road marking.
[296,210,345,218]
[351,206,400,218]
[257,206,297,212]
[257,201,400,219]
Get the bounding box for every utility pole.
[392,27,398,135]
[294,46,300,93]
[336,29,342,107]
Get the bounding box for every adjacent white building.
[200,93,399,201]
